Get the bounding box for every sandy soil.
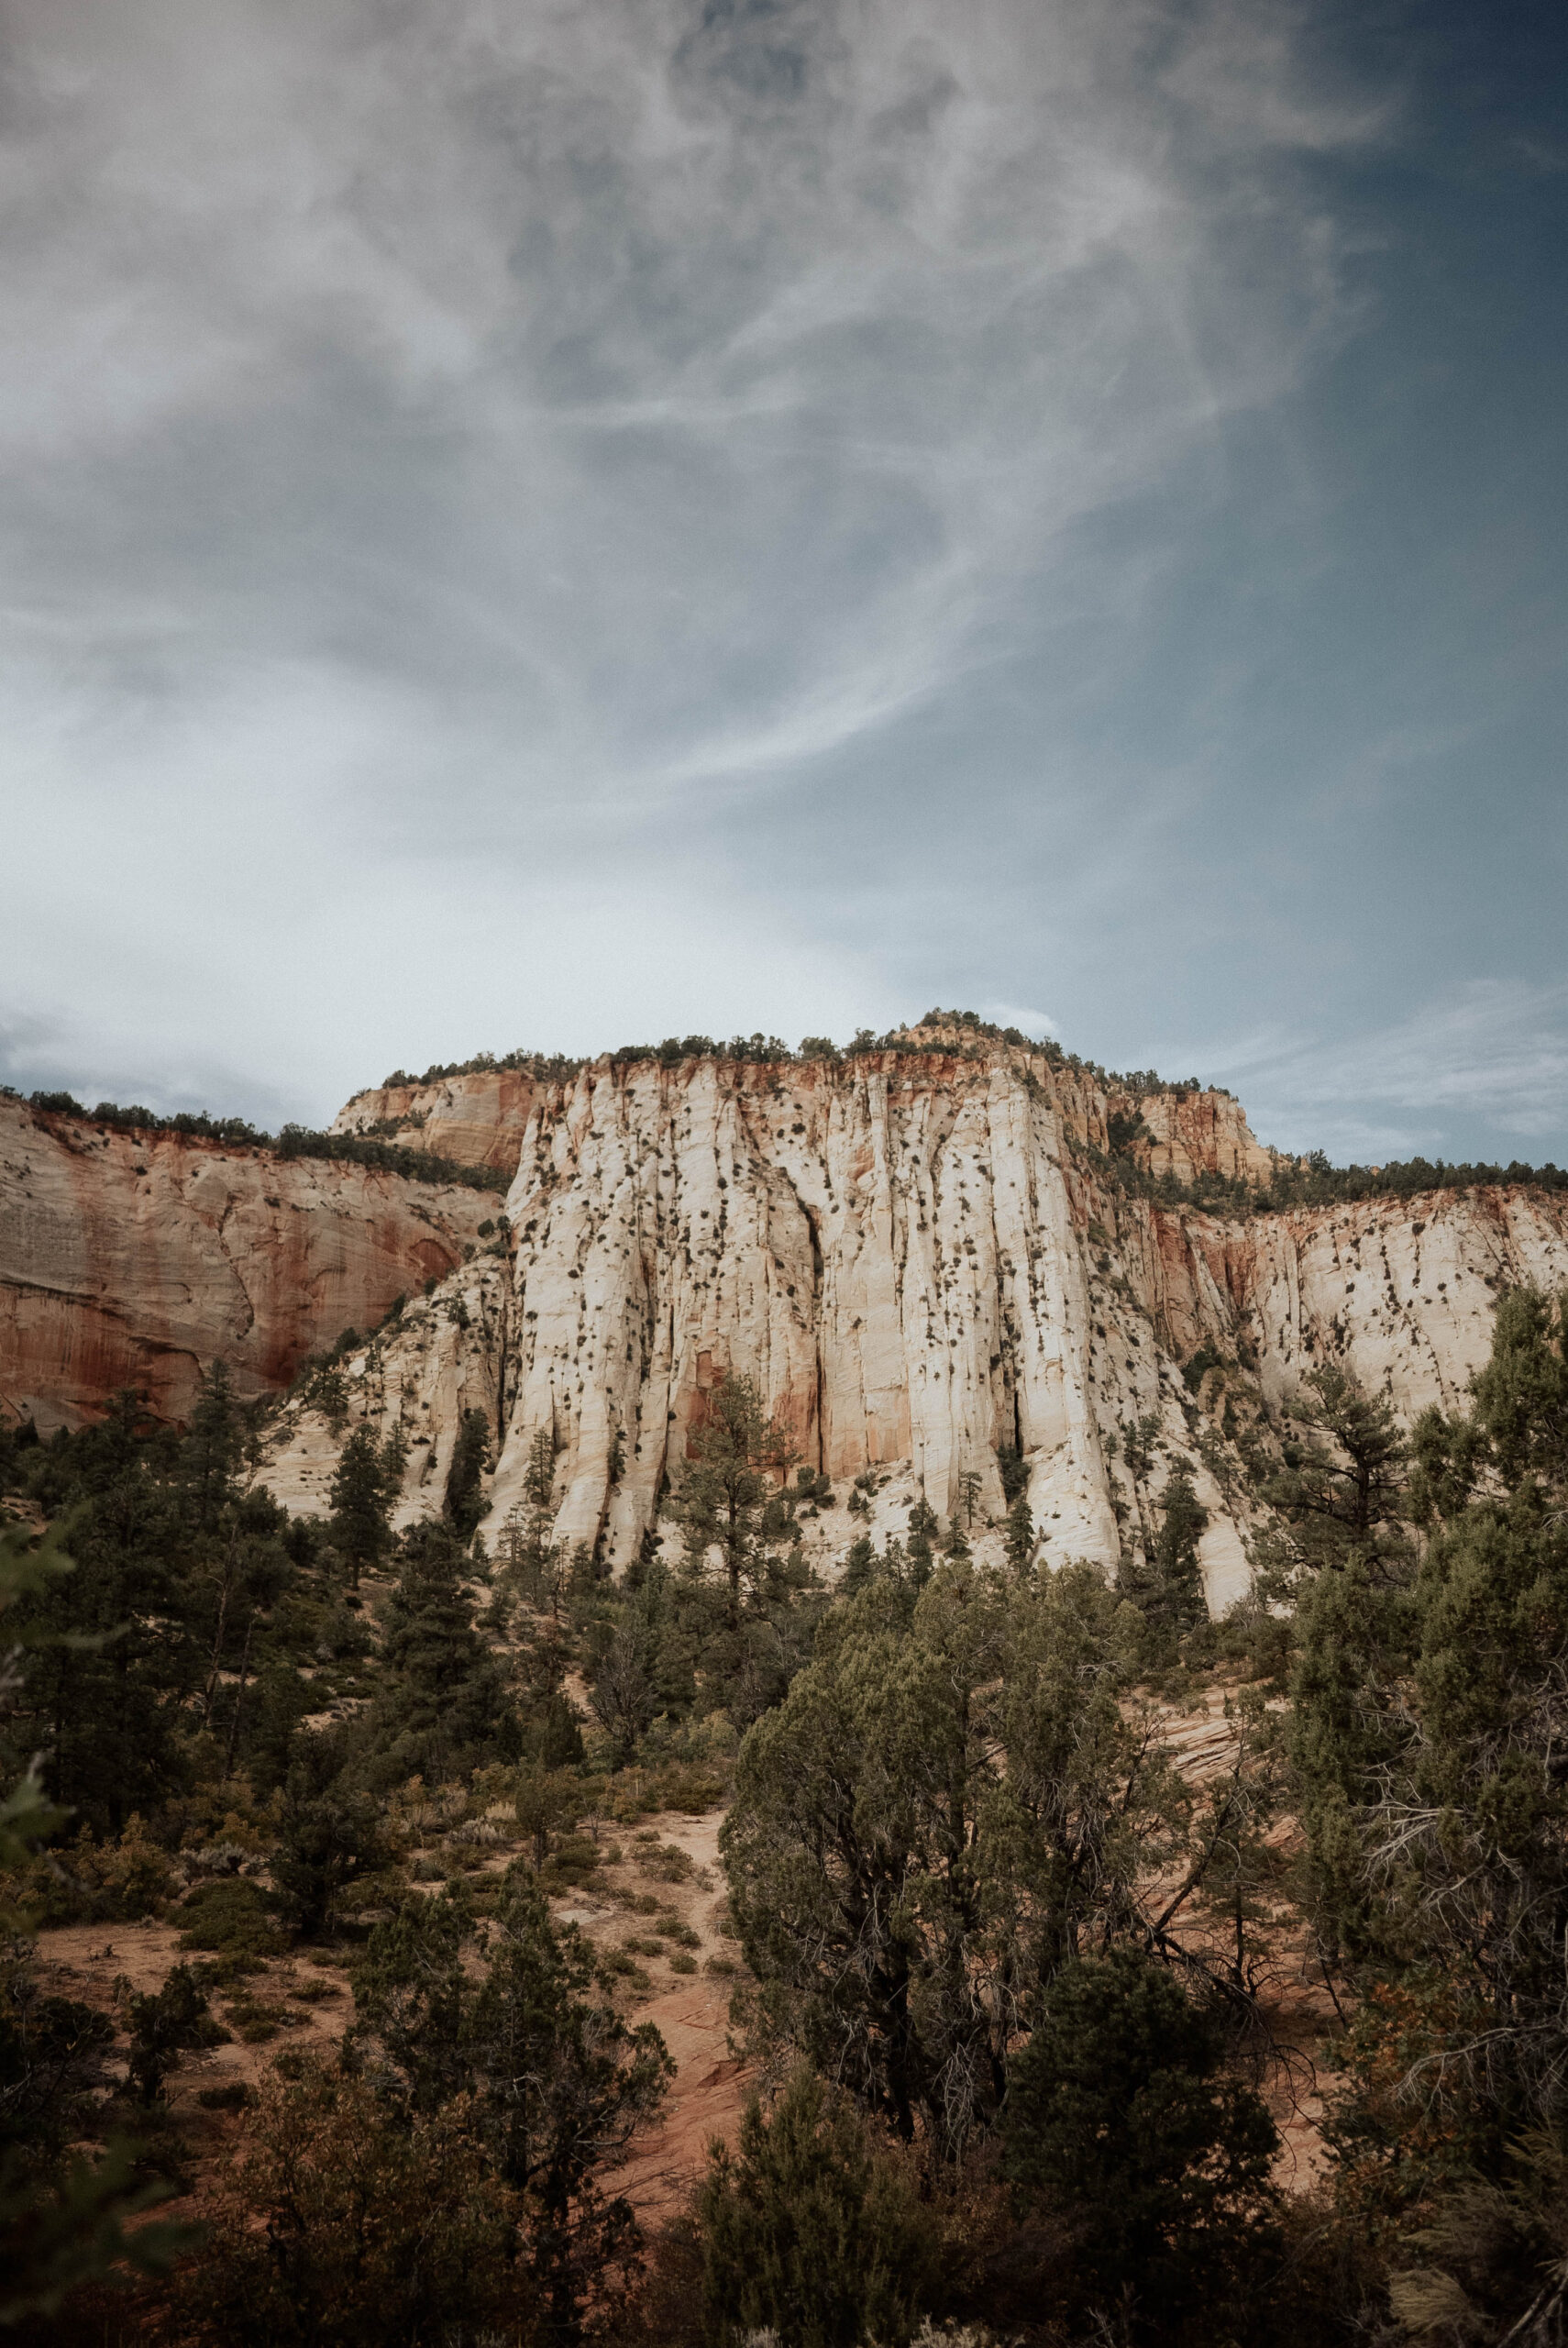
[32,1674,1337,2228]
[32,1804,746,2231]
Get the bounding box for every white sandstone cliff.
[259,1044,1568,1616]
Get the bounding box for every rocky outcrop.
[332,1069,536,1177]
[259,1044,1568,1617]
[0,1095,493,1430]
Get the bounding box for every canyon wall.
[333,1068,536,1177]
[259,1045,1568,1614]
[0,1094,493,1430]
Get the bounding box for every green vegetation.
[10,1294,1568,2342]
[6,1090,511,1191]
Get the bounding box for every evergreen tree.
[179,1361,246,1532]
[1292,1289,1568,2208]
[905,1496,939,1588]
[697,2067,938,2348]
[1152,1464,1209,1631]
[723,1562,1182,2156]
[272,1730,391,1940]
[1003,1490,1035,1576]
[1264,1361,1407,1572]
[15,1439,195,1833]
[444,1407,491,1537]
[679,1373,794,1623]
[370,1520,516,1783]
[1002,1947,1280,2337]
[329,1423,396,1589]
[350,1870,672,2340]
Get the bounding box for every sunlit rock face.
[259,1044,1568,1617]
[0,1094,491,1431]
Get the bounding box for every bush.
[1002,1947,1281,2339]
[21,1819,173,1926]
[176,1878,283,1965]
[170,2066,525,2347]
[697,2067,943,2348]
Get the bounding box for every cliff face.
[259,1047,1568,1616]
[0,1095,493,1430]
[332,1069,536,1177]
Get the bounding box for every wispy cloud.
[1,0,1380,811]
[1201,981,1568,1163]
[14,0,1551,1161]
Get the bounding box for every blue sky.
[3,0,1565,1163]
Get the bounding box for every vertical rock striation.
[256,1041,1568,1620]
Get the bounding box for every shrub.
[176,1877,283,1965]
[1002,1947,1281,2338]
[697,2067,942,2348]
[171,2066,524,2347]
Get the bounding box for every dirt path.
[555,1804,752,2223]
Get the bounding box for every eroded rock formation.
[258,1043,1568,1614]
[333,1069,536,1177]
[0,1094,493,1429]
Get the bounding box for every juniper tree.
[350,1870,671,2339]
[722,1562,1186,2157]
[1291,1289,1568,2184]
[697,2067,938,2348]
[1002,1947,1280,2335]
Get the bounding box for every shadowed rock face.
[0,1095,492,1430]
[255,1045,1568,1616]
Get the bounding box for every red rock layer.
[0,1096,492,1430]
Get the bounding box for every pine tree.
[330,1423,396,1589]
[905,1496,939,1588]
[680,1374,794,1623]
[180,1361,245,1532]
[1003,1490,1036,1576]
[370,1521,515,1783]
[1152,1465,1208,1632]
[1264,1361,1407,1572]
[445,1408,491,1537]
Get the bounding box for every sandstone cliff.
[333,1068,536,1177]
[259,1044,1568,1616]
[0,1095,494,1429]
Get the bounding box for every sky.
[3,0,1565,1165]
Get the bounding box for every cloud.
[1199,981,1568,1163]
[0,0,1379,808]
[27,0,1535,1151]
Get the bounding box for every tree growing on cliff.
[1003,1490,1036,1577]
[444,1407,491,1537]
